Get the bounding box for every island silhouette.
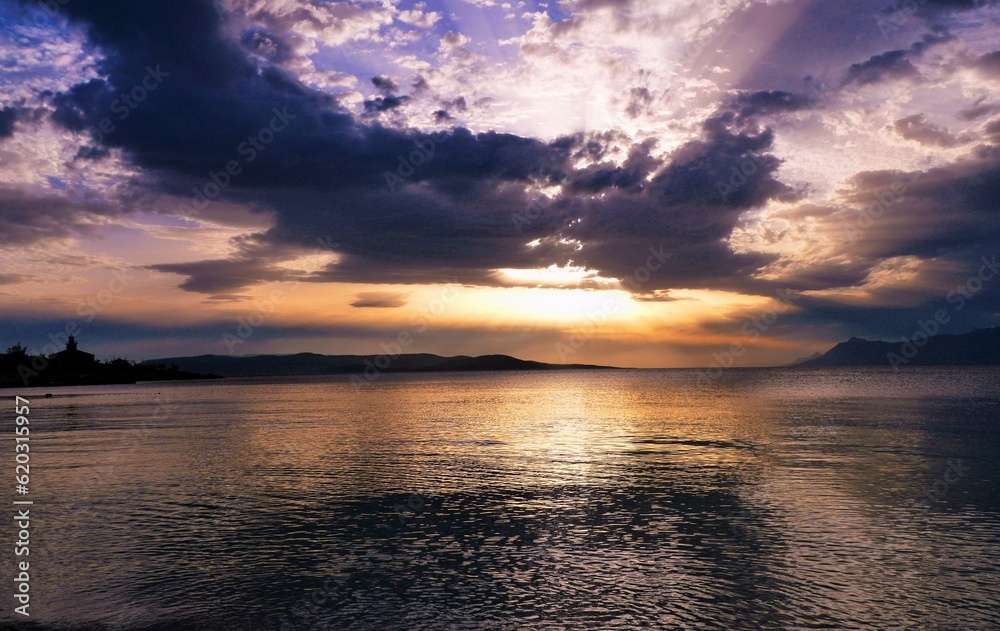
[0,336,222,388]
[137,352,615,379]
[2,326,998,388]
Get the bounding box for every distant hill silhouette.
[795,327,1000,367]
[141,352,614,377]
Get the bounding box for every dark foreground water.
[2,368,999,630]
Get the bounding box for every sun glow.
[492,264,619,288]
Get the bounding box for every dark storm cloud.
[748,154,1000,340]
[560,139,657,194]
[443,96,467,112]
[37,0,575,192]
[502,115,797,291]
[259,113,794,293]
[958,99,998,120]
[239,28,294,63]
[29,0,799,297]
[0,187,118,245]
[732,0,968,94]
[350,292,408,308]
[202,294,254,303]
[919,0,998,11]
[632,291,678,302]
[893,114,957,147]
[411,76,429,93]
[842,49,919,86]
[371,75,398,93]
[0,106,17,137]
[973,50,1000,78]
[841,31,951,87]
[50,78,110,132]
[731,126,1000,336]
[728,90,815,123]
[39,0,330,181]
[74,145,111,161]
[985,118,1000,142]
[362,95,410,113]
[772,240,1000,343]
[921,0,977,6]
[768,261,878,293]
[755,288,1000,348]
[624,87,653,119]
[836,157,1000,262]
[306,254,488,286]
[145,234,313,296]
[0,273,28,285]
[148,258,297,294]
[756,148,1000,316]
[648,113,795,211]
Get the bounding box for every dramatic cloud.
[0,106,16,137]
[363,94,409,113]
[893,114,958,147]
[351,292,408,308]
[149,258,294,294]
[974,50,1000,78]
[370,75,398,93]
[0,273,28,285]
[0,186,118,245]
[843,50,920,86]
[1,0,998,364]
[729,90,816,124]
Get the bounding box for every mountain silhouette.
[795,327,1000,367]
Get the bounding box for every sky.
[0,0,997,368]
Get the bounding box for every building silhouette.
[49,335,97,371]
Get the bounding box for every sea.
[2,367,999,630]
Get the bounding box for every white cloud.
[398,7,441,28]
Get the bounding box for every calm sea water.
[2,368,999,630]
